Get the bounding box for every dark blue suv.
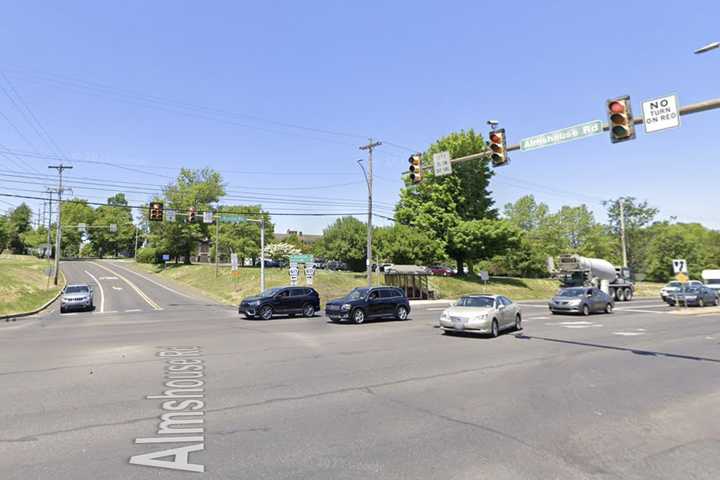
[325,287,410,324]
[239,286,320,320]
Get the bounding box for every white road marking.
[84,270,105,313]
[427,307,447,311]
[99,276,118,280]
[531,316,550,320]
[112,286,123,291]
[108,262,196,300]
[615,308,670,314]
[613,331,645,336]
[521,304,549,308]
[90,262,162,311]
[125,309,142,313]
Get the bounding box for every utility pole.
[46,189,53,259]
[619,198,628,268]
[260,217,265,292]
[134,224,140,261]
[359,139,381,288]
[215,205,220,278]
[48,164,72,285]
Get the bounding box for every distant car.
[665,285,719,307]
[326,260,349,271]
[661,280,702,302]
[325,287,410,324]
[439,295,521,337]
[60,284,94,313]
[239,287,320,320]
[549,287,614,315]
[427,265,455,277]
[255,259,281,268]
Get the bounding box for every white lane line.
[84,270,105,313]
[112,286,123,291]
[125,309,142,313]
[615,308,670,314]
[427,307,447,311]
[107,262,196,300]
[613,331,645,336]
[90,262,161,311]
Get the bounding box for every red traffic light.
[606,96,635,144]
[609,101,625,114]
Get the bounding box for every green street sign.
[289,254,314,263]
[520,120,603,151]
[220,214,246,224]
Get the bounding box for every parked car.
[439,295,521,337]
[427,265,455,277]
[665,284,719,307]
[326,260,349,271]
[548,287,614,315]
[239,286,320,319]
[60,284,94,313]
[660,280,702,302]
[325,287,410,324]
[255,259,282,268]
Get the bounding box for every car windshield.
[681,286,700,293]
[557,288,586,297]
[345,288,369,300]
[259,288,282,297]
[456,296,494,307]
[65,286,89,294]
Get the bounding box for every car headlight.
[341,303,352,311]
[440,310,449,320]
[569,299,582,305]
[473,314,488,321]
[248,300,260,305]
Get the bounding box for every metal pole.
[134,225,139,261]
[49,164,72,285]
[260,218,265,292]
[359,139,381,288]
[215,206,220,278]
[46,189,53,259]
[619,199,628,268]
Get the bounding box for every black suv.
[325,287,410,324]
[239,287,320,320]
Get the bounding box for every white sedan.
[439,295,522,337]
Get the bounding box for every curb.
[1,270,66,321]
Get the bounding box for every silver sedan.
[439,295,521,337]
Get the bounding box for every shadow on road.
[514,333,720,364]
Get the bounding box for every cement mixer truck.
[553,254,635,301]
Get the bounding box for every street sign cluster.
[642,95,680,133]
[288,255,315,286]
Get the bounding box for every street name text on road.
[520,120,603,151]
[642,94,680,133]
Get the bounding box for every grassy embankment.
[0,254,61,315]
[131,262,664,305]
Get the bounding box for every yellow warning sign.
[675,272,689,283]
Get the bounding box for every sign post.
[642,95,680,134]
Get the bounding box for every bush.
[136,247,160,264]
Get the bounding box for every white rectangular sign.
[203,211,214,224]
[672,259,688,274]
[230,253,239,271]
[642,95,680,133]
[432,151,452,176]
[165,209,176,222]
[305,263,315,285]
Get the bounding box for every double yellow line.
[90,262,162,311]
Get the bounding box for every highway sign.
[675,272,689,283]
[289,254,313,264]
[672,259,688,274]
[432,151,452,176]
[203,211,214,224]
[165,209,176,222]
[220,214,246,224]
[289,262,299,286]
[231,253,239,271]
[162,254,170,261]
[109,224,117,233]
[520,120,603,151]
[642,95,680,133]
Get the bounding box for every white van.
[701,270,720,293]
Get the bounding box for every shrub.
[136,247,160,264]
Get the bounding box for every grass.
[0,254,61,315]
[129,262,666,305]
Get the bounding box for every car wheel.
[624,288,633,301]
[514,314,522,331]
[259,305,273,320]
[582,304,590,316]
[396,305,408,320]
[714,297,719,307]
[60,306,66,314]
[352,308,366,324]
[302,303,315,317]
[605,303,613,314]
[490,319,499,338]
[698,298,705,308]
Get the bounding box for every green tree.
[395,129,496,273]
[264,242,301,261]
[90,194,135,257]
[503,195,549,232]
[315,216,367,271]
[212,205,274,264]
[373,224,445,265]
[60,200,95,256]
[7,203,33,253]
[447,219,522,274]
[606,197,658,273]
[0,215,10,254]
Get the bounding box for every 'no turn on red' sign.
[642,95,680,134]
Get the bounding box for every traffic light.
[408,153,423,184]
[606,96,636,143]
[187,207,197,223]
[149,202,164,222]
[488,128,508,167]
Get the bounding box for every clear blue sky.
[0,1,718,233]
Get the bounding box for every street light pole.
[359,139,381,288]
[619,198,628,268]
[694,41,719,54]
[48,163,72,285]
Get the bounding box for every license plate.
[452,318,465,330]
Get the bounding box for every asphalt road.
[2,260,719,479]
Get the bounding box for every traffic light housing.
[149,202,164,222]
[606,96,636,143]
[489,129,508,167]
[187,207,197,223]
[408,153,423,184]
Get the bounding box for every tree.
[0,215,10,254]
[395,129,496,273]
[60,200,95,256]
[263,242,300,261]
[373,224,445,265]
[7,203,33,253]
[149,168,225,264]
[315,217,367,271]
[212,205,274,264]
[503,195,549,232]
[606,197,658,272]
[89,194,135,257]
[447,219,522,274]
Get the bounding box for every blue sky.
[0,1,718,233]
